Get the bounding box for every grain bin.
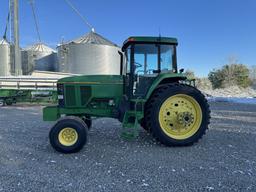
[57,32,121,75]
[22,43,57,75]
[0,39,11,76]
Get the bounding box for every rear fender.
[145,73,186,100]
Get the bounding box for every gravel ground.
[0,102,256,192]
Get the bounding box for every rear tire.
[49,116,88,153]
[140,118,150,132]
[145,83,210,146]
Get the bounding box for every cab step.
[121,99,146,139]
[121,111,139,140]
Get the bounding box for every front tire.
[5,99,13,106]
[49,116,88,153]
[145,83,210,146]
[82,116,92,130]
[0,100,4,107]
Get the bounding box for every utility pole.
[10,0,22,75]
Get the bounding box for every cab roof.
[122,36,178,51]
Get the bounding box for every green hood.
[58,75,123,84]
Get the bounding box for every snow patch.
[208,97,256,104]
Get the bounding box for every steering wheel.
[135,62,143,68]
[147,69,154,74]
[136,70,145,75]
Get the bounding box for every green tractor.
[43,36,210,153]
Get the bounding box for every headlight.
[58,95,64,100]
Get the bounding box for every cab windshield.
[131,44,176,75]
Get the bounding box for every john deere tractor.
[43,36,210,153]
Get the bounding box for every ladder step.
[121,110,139,140]
[124,123,135,129]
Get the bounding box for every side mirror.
[179,68,184,73]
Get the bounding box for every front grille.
[57,83,65,107]
[80,86,91,105]
[65,85,76,106]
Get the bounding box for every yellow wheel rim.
[58,127,78,146]
[159,94,202,140]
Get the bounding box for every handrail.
[0,79,57,90]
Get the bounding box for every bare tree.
[249,65,256,89]
[208,56,252,89]
[249,65,256,80]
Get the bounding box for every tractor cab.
[122,37,179,98]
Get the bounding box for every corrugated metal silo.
[0,39,11,76]
[57,32,121,75]
[22,43,57,75]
